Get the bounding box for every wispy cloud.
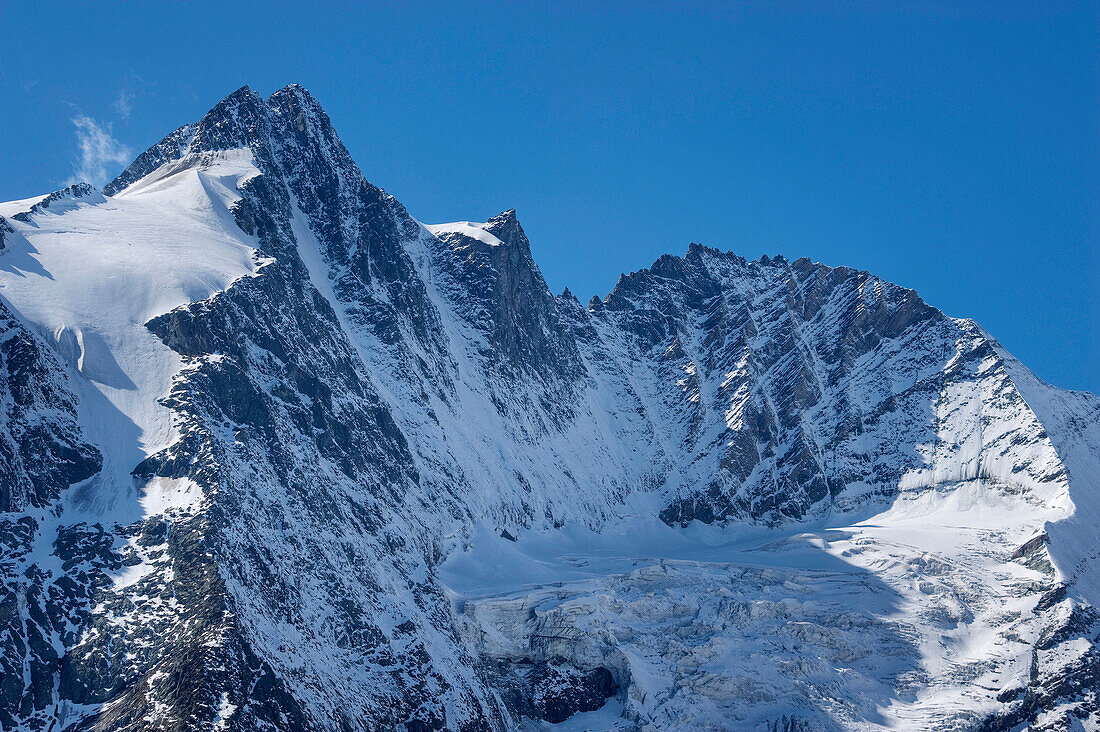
[112,90,134,120]
[66,115,133,188]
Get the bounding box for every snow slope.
[0,151,266,517]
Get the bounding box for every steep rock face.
[0,84,1096,731]
[133,172,501,731]
[0,300,104,731]
[431,210,583,380]
[0,300,101,512]
[583,246,1060,525]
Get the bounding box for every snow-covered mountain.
[0,84,1096,732]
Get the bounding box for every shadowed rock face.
[597,245,946,524]
[0,299,100,513]
[450,209,581,378]
[0,299,104,731]
[0,84,1097,731]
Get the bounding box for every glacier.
[0,84,1096,731]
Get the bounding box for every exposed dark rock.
[0,299,101,512]
[11,183,100,222]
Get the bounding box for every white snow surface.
[0,150,267,520]
[442,478,1084,729]
[423,220,506,248]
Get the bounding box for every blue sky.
[2,1,1096,392]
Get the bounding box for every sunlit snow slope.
[0,84,1096,732]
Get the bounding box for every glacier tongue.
[0,83,1096,732]
[443,478,1084,730]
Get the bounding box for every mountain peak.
[105,82,354,198]
[478,210,539,263]
[269,82,317,105]
[557,287,582,307]
[273,82,307,95]
[484,208,521,239]
[268,83,329,125]
[188,85,267,153]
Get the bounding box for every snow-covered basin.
[442,480,1064,726]
[0,150,269,521]
[442,477,1051,600]
[442,517,850,601]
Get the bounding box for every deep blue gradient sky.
[2,2,1096,392]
